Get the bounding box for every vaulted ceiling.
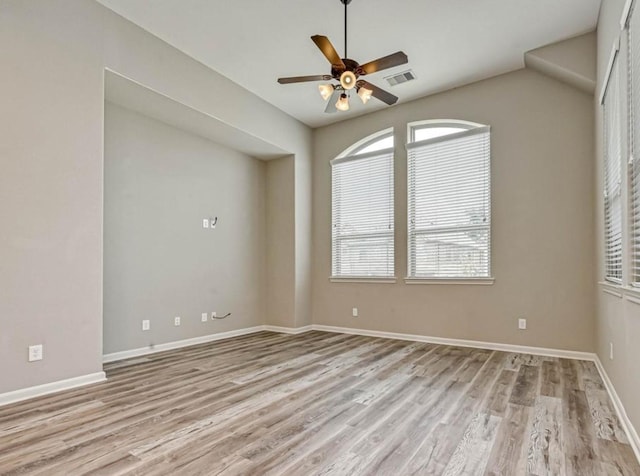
[97,0,601,128]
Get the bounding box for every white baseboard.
[311,324,596,361]
[263,325,313,335]
[0,371,106,407]
[103,325,267,363]
[594,356,640,463]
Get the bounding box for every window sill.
[598,281,640,301]
[404,277,495,285]
[329,276,397,284]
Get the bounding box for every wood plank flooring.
[0,331,638,475]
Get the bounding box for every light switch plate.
[28,344,43,362]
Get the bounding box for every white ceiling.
[97,0,601,128]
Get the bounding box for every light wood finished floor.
[1,331,638,475]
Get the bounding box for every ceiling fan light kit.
[277,0,409,113]
[336,93,350,111]
[318,83,335,100]
[358,86,373,104]
[340,70,356,90]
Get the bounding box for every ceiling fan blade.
[358,80,398,106]
[311,35,346,68]
[324,89,341,113]
[278,75,332,84]
[360,51,408,75]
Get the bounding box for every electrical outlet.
[202,218,209,229]
[352,307,358,317]
[211,311,217,319]
[518,318,527,330]
[610,342,614,360]
[201,313,208,322]
[142,320,150,331]
[28,344,43,362]
[174,316,181,326]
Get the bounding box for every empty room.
[2,0,640,474]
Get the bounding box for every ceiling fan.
[277,0,409,113]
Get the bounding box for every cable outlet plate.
[28,344,43,362]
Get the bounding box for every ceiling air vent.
[385,70,416,87]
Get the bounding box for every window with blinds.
[407,125,491,278]
[603,53,623,283]
[629,3,640,284]
[331,144,394,278]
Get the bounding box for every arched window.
[331,129,395,279]
[407,120,492,279]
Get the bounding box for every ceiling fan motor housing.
[331,58,361,78]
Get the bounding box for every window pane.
[603,54,622,282]
[332,146,394,277]
[354,135,394,155]
[407,126,491,278]
[334,234,394,277]
[629,3,640,284]
[413,127,466,142]
[413,229,489,277]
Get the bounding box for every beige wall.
[312,68,595,352]
[0,0,312,395]
[0,0,106,393]
[104,103,266,354]
[266,156,296,327]
[596,0,640,440]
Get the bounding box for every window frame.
[627,0,640,287]
[405,120,494,285]
[330,130,396,283]
[601,41,624,285]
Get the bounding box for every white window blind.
[603,53,623,282]
[407,127,491,278]
[331,148,394,277]
[629,3,640,284]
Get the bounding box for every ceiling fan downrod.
[341,0,352,59]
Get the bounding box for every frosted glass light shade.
[340,71,356,90]
[318,84,334,100]
[336,93,350,111]
[358,86,373,104]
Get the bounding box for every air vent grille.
[385,70,416,86]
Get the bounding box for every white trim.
[329,276,397,284]
[330,147,394,166]
[594,356,640,463]
[407,119,486,143]
[622,0,635,30]
[600,41,622,105]
[599,280,624,289]
[103,326,266,363]
[603,288,624,298]
[336,128,394,159]
[406,125,490,150]
[0,372,106,407]
[626,284,640,298]
[311,325,595,361]
[263,325,313,335]
[404,277,495,285]
[625,294,640,305]
[598,281,640,300]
